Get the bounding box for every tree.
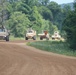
[15,1,31,14]
[41,19,50,31]
[38,6,53,21]
[6,12,30,37]
[55,5,71,30]
[38,0,50,6]
[0,0,7,26]
[47,1,61,16]
[63,11,76,50]
[47,1,61,27]
[49,22,58,35]
[28,6,43,34]
[5,0,19,18]
[22,0,38,7]
[63,0,76,50]
[7,0,19,3]
[62,4,71,17]
[74,0,76,11]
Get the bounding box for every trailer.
[38,30,49,40]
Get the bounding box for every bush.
[28,41,76,56]
[63,12,76,50]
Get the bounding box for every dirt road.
[0,40,76,75]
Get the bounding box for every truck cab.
[0,26,10,41]
[25,28,36,40]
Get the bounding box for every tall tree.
[29,6,43,33]
[0,0,7,26]
[7,0,19,3]
[22,0,38,7]
[15,1,31,14]
[57,5,71,30]
[38,6,53,21]
[6,12,30,37]
[38,0,50,6]
[47,1,61,25]
[74,0,76,11]
[63,0,76,50]
[63,12,76,50]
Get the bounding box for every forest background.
[0,0,76,50]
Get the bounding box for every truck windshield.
[0,29,5,32]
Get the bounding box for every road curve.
[0,40,76,75]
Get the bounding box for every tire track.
[0,41,76,75]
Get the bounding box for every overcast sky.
[50,0,74,4]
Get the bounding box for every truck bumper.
[0,36,6,40]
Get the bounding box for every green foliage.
[47,1,61,15]
[47,1,62,29]
[38,6,53,21]
[2,0,74,41]
[49,22,58,35]
[41,19,49,30]
[38,0,50,6]
[15,2,31,14]
[56,5,71,30]
[6,12,30,37]
[0,0,7,25]
[22,0,38,7]
[63,5,71,14]
[6,2,13,13]
[74,0,76,11]
[29,6,43,33]
[7,0,19,3]
[63,11,76,50]
[28,41,76,56]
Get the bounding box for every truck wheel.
[52,38,55,40]
[33,36,36,40]
[40,37,43,40]
[5,36,9,41]
[26,37,28,40]
[46,37,49,40]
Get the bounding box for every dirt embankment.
[0,40,76,75]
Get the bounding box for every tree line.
[63,0,76,50]
[0,0,76,50]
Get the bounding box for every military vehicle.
[51,31,61,40]
[25,28,36,40]
[38,30,49,40]
[0,26,10,41]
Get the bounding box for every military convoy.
[0,26,61,41]
[0,26,10,41]
[25,29,50,40]
[25,29,61,40]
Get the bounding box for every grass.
[28,40,76,57]
[9,36,25,41]
[9,36,40,41]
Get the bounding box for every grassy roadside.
[28,41,76,57]
[9,36,40,41]
[9,36,25,41]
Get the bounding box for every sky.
[50,0,74,4]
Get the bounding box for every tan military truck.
[0,26,10,41]
[51,31,61,40]
[38,30,49,40]
[25,28,36,40]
